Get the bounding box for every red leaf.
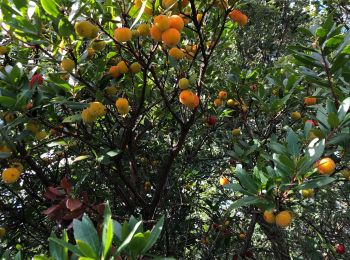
[63,208,84,220]
[60,177,72,194]
[66,199,82,212]
[93,203,105,215]
[42,204,62,216]
[44,187,65,200]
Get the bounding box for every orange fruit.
[179,90,194,105]
[169,15,184,31]
[162,28,181,47]
[218,91,227,99]
[213,98,222,106]
[89,102,106,117]
[116,98,129,115]
[219,176,229,186]
[316,157,336,175]
[304,97,317,106]
[114,27,132,42]
[229,10,248,26]
[154,15,170,32]
[150,25,162,42]
[169,47,184,60]
[275,211,293,228]
[81,108,97,123]
[263,211,275,224]
[74,21,99,39]
[188,94,199,108]
[181,0,189,8]
[109,66,121,78]
[162,0,178,9]
[117,61,128,74]
[2,168,21,184]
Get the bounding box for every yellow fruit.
[162,28,181,47]
[116,98,129,115]
[150,25,162,42]
[105,86,118,95]
[218,91,227,100]
[263,211,276,224]
[11,162,24,173]
[301,189,314,198]
[89,102,106,117]
[178,78,189,89]
[154,15,170,32]
[91,40,106,51]
[75,21,98,39]
[4,112,14,123]
[0,227,5,238]
[81,108,97,123]
[316,157,336,175]
[25,122,40,133]
[224,220,230,226]
[137,24,150,36]
[130,62,142,74]
[0,46,9,55]
[197,13,203,23]
[2,168,21,184]
[232,128,241,136]
[169,15,184,31]
[60,58,75,72]
[227,99,238,108]
[117,61,128,74]
[144,181,151,191]
[275,211,293,228]
[341,169,350,180]
[213,98,222,106]
[291,111,301,121]
[219,176,229,186]
[169,47,184,60]
[114,27,132,42]
[35,131,47,141]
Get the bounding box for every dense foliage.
[0,0,350,259]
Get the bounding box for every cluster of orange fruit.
[81,102,107,123]
[213,90,227,106]
[150,14,184,47]
[109,60,142,78]
[263,210,293,228]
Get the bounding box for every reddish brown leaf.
[66,199,82,212]
[60,177,72,194]
[63,208,85,220]
[48,186,65,196]
[42,204,62,216]
[93,203,106,215]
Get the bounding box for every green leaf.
[130,0,147,29]
[49,232,68,260]
[76,240,97,258]
[287,129,300,156]
[48,237,84,256]
[235,165,259,194]
[307,138,325,160]
[40,0,59,16]
[141,216,164,254]
[115,221,143,256]
[327,112,339,128]
[0,96,17,108]
[58,18,74,37]
[101,203,113,258]
[296,177,335,190]
[62,114,82,123]
[338,97,350,121]
[73,215,101,255]
[227,196,264,212]
[112,220,123,241]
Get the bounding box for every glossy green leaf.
[40,0,59,16]
[296,177,335,190]
[141,216,164,254]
